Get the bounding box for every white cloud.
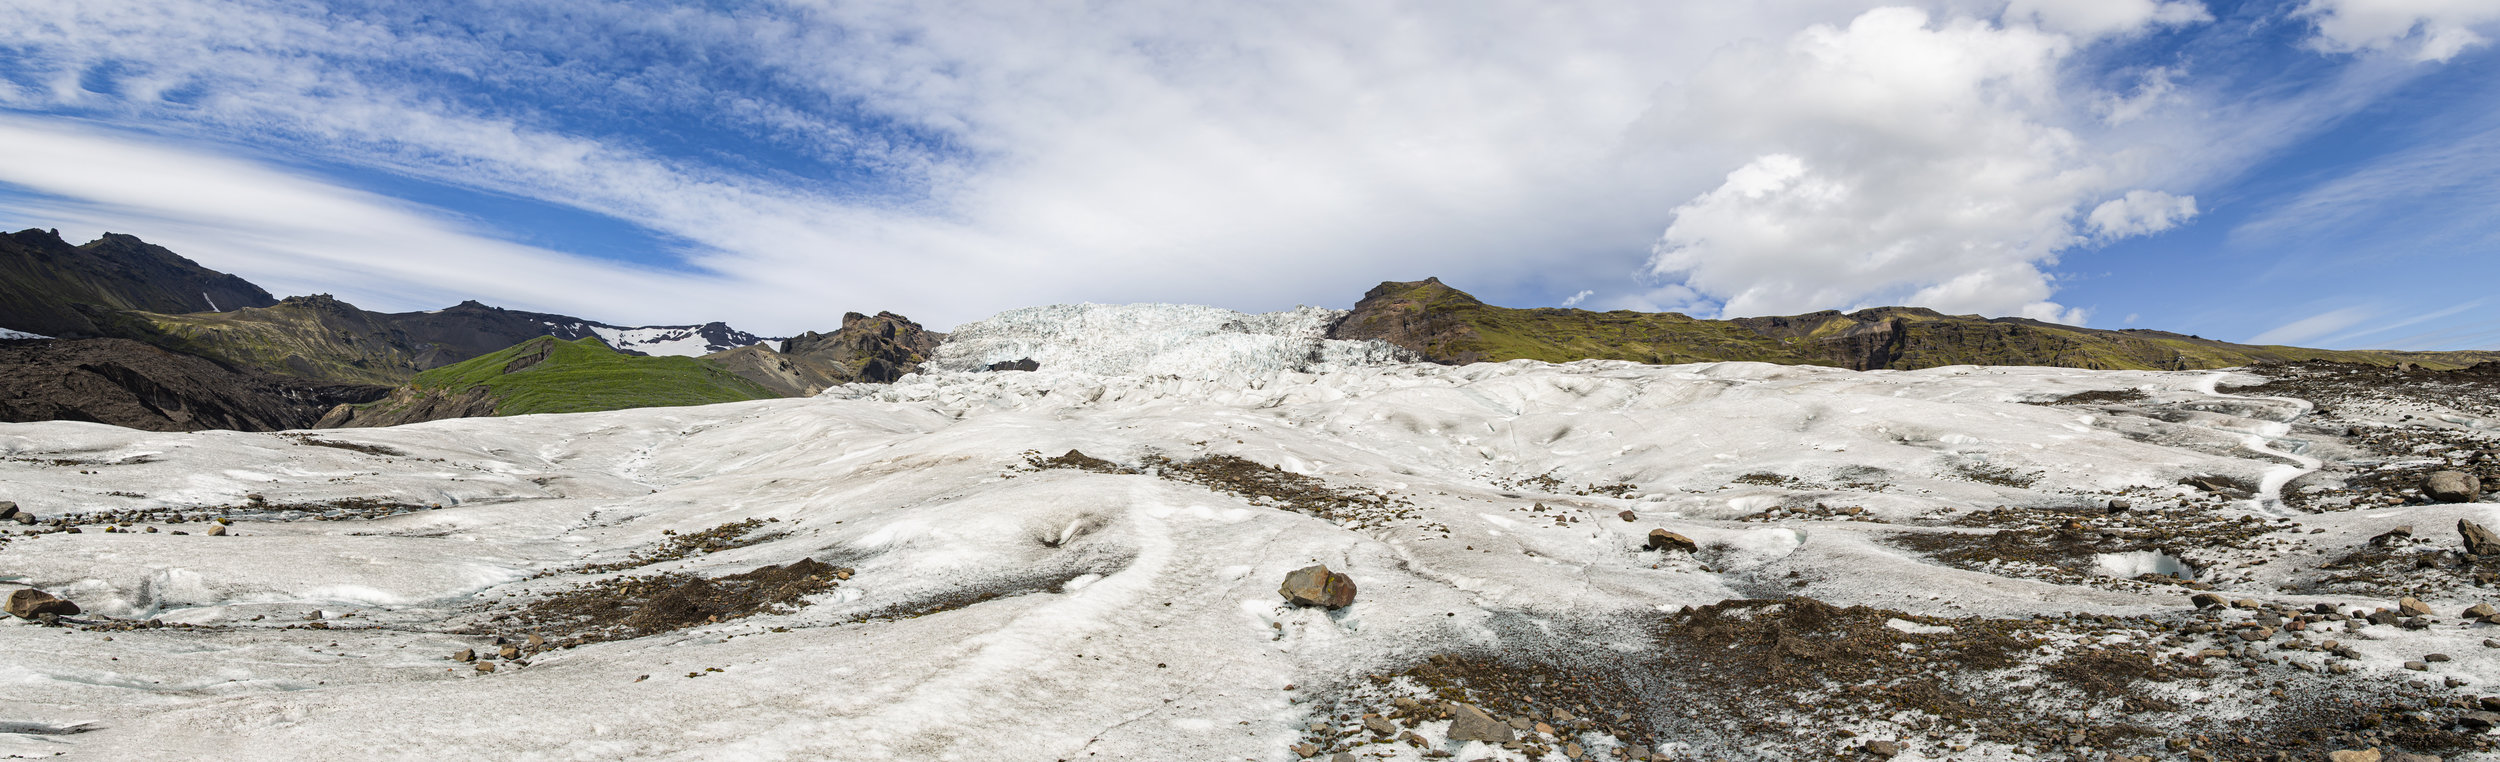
[1645,7,2194,324]
[1559,290,1595,308]
[2250,306,2374,345]
[2004,0,2212,39]
[2095,66,2185,125]
[2087,190,2199,238]
[2299,0,2500,62]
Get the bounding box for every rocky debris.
[6,587,79,619]
[2424,471,2482,503]
[2327,751,2380,762]
[779,311,945,384]
[1280,565,1356,609]
[1645,529,1696,553]
[2371,526,2415,546]
[985,358,1039,372]
[2462,520,2500,557]
[1445,703,1514,744]
[0,338,390,431]
[2179,474,2255,498]
[491,557,846,646]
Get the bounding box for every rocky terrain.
[3,306,2497,761]
[0,229,277,339]
[0,338,386,431]
[1328,278,2500,372]
[707,311,946,395]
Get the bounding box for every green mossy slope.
[414,336,780,416]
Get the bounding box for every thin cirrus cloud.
[0,0,2493,340]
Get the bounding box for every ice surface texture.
[928,303,1414,378]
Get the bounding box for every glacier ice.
[926,303,1414,378]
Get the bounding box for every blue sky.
[0,1,2494,348]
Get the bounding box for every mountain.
[0,337,387,431]
[0,229,278,338]
[1329,277,2500,371]
[319,336,782,427]
[137,295,783,386]
[706,311,944,395]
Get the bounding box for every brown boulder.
[2463,519,2500,557]
[5,588,79,619]
[1279,565,1356,609]
[1646,529,1697,553]
[1446,702,1514,744]
[2425,471,2482,503]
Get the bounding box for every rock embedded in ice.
[1278,564,1355,609]
[2397,597,2434,617]
[5,587,79,619]
[2423,470,2482,503]
[1446,703,1514,744]
[2461,519,2500,557]
[2191,593,2226,609]
[0,501,15,520]
[1645,529,1696,553]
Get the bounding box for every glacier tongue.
[927,303,1413,378]
[0,326,50,340]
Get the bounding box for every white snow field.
[0,328,48,340]
[3,309,2497,760]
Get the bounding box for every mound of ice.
[2094,550,2197,580]
[927,303,1414,378]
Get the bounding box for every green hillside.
[410,336,779,416]
[1330,278,2500,371]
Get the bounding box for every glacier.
[1,307,2496,761]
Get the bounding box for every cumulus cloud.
[1645,7,2198,325]
[2299,0,2500,62]
[2087,190,2200,238]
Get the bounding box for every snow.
[0,338,2488,758]
[0,327,48,340]
[585,325,725,357]
[927,303,1413,377]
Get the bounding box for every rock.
[2191,593,2226,609]
[4,588,78,619]
[2398,597,2435,617]
[453,649,474,662]
[2424,471,2482,503]
[1278,565,1356,609]
[2385,754,2441,762]
[2461,711,2500,730]
[2467,603,2497,619]
[1363,715,1396,736]
[985,358,1040,372]
[1646,529,1697,553]
[2404,661,2428,671]
[2327,750,2381,762]
[2462,520,2500,556]
[1446,703,1514,744]
[0,502,15,520]
[1331,753,1354,762]
[1864,740,1901,758]
[206,524,226,536]
[2108,498,2131,512]
[498,645,521,660]
[1618,510,1636,522]
[2370,526,2414,546]
[2426,653,2450,662]
[474,661,495,674]
[10,511,30,525]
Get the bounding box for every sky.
[0,0,2495,348]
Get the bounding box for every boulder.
[1646,529,1697,553]
[1279,565,1356,609]
[0,501,15,521]
[2369,526,2414,547]
[2399,597,2435,617]
[986,358,1040,372]
[2326,750,2380,762]
[1445,703,1514,744]
[2190,593,2226,609]
[2462,520,2500,557]
[2424,471,2482,503]
[1864,740,1901,758]
[5,588,79,619]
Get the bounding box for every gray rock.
[1278,565,1356,609]
[2462,520,2500,556]
[2424,471,2482,503]
[0,502,15,520]
[1865,740,1901,758]
[4,588,78,619]
[1646,529,1697,553]
[2191,592,2226,609]
[2460,711,2500,729]
[1445,703,1513,744]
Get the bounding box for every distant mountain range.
[4,228,2495,433]
[1327,277,2500,371]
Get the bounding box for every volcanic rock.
[1445,703,1514,744]
[1646,529,1697,553]
[2461,520,2500,557]
[1278,565,1356,609]
[5,588,79,619]
[2424,471,2482,503]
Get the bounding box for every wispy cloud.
[2249,306,2374,345]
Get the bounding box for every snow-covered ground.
[0,327,48,340]
[929,303,1412,376]
[3,325,2497,759]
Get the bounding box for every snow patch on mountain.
[928,303,1413,377]
[0,326,49,339]
[537,321,778,357]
